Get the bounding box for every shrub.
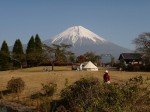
[41,82,57,96]
[59,76,149,112]
[61,77,103,112]
[7,77,25,93]
[30,82,57,111]
[38,97,52,112]
[64,78,69,87]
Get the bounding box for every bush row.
[55,76,150,112]
[3,76,150,112]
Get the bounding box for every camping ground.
[0,66,149,100]
[0,66,150,112]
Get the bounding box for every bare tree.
[133,32,150,64]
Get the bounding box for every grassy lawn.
[0,66,149,100]
[0,66,150,111]
[0,66,150,106]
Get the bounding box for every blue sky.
[0,0,150,50]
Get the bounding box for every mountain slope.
[44,26,132,59]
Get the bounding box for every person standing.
[103,70,110,84]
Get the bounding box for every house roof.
[119,53,142,60]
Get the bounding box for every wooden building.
[118,53,143,65]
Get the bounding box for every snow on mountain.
[51,26,106,46]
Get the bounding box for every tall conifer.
[0,41,10,70]
[12,39,25,68]
[26,36,35,66]
[35,34,43,65]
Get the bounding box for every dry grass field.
[0,66,149,99]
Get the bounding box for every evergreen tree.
[26,36,35,67]
[34,34,43,65]
[12,39,25,68]
[0,41,9,55]
[0,41,10,70]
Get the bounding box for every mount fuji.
[51,26,106,46]
[44,26,132,59]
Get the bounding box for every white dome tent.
[83,61,98,71]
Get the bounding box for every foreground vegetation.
[58,76,150,112]
[0,66,149,112]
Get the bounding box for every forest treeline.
[0,34,103,71]
[0,32,150,71]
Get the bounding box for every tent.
[83,61,98,71]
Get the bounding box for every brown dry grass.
[0,66,149,99]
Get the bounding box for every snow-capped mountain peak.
[51,26,106,45]
[43,26,131,58]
